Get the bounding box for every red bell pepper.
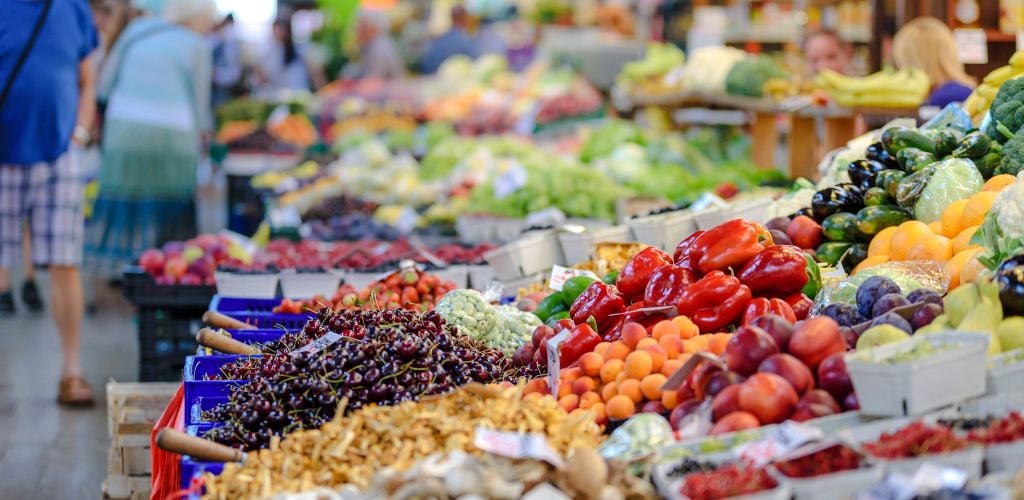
[676,270,752,332]
[674,230,706,273]
[694,219,773,274]
[737,245,810,297]
[616,246,672,299]
[643,264,695,308]
[783,293,814,321]
[741,297,797,326]
[559,323,602,367]
[570,281,626,333]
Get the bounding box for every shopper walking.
[255,19,326,93]
[893,17,976,108]
[0,226,46,314]
[351,10,406,80]
[85,0,216,279]
[0,0,99,405]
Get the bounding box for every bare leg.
[49,266,84,377]
[0,266,9,292]
[22,224,35,282]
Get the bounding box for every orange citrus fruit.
[961,191,997,228]
[868,226,898,258]
[890,221,933,260]
[983,174,1016,192]
[904,234,953,261]
[953,225,980,254]
[940,199,970,237]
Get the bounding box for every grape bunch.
[774,444,863,478]
[862,422,968,459]
[302,195,379,222]
[204,308,526,451]
[666,459,719,478]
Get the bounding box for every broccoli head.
[996,126,1024,176]
[986,77,1024,143]
[724,56,787,98]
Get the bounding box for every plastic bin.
[222,311,311,330]
[183,355,249,426]
[484,230,564,281]
[123,266,217,308]
[343,271,380,291]
[652,451,792,500]
[214,272,279,299]
[432,265,470,288]
[841,417,985,482]
[208,296,280,314]
[499,273,547,302]
[986,350,1024,395]
[278,271,342,299]
[195,329,286,355]
[467,265,497,290]
[627,212,697,251]
[137,308,205,382]
[844,332,988,416]
[455,214,497,245]
[180,424,226,489]
[557,225,634,264]
[770,464,882,500]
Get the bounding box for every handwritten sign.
[474,427,564,467]
[291,332,343,356]
[548,265,599,291]
[546,330,570,397]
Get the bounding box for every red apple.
[791,404,836,422]
[817,353,854,403]
[512,344,535,367]
[641,400,668,414]
[532,325,553,348]
[710,411,761,435]
[193,233,219,250]
[738,372,799,424]
[758,353,814,395]
[705,371,746,398]
[180,273,202,285]
[162,241,185,257]
[749,314,795,351]
[711,384,742,421]
[669,399,702,430]
[723,326,780,376]
[788,317,846,370]
[187,256,215,279]
[139,249,165,276]
[209,243,228,263]
[164,256,188,280]
[798,389,841,412]
[843,391,860,411]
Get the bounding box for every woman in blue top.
[893,17,976,108]
[85,0,215,278]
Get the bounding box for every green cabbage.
[914,158,984,222]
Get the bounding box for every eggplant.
[996,255,1024,317]
[811,186,864,221]
[865,141,899,169]
[847,159,888,187]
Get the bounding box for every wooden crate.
[104,381,178,500]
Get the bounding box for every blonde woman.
[893,16,976,108]
[85,0,215,278]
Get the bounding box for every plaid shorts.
[0,150,85,267]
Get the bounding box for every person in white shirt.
[354,10,405,80]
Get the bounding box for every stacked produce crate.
[102,382,179,500]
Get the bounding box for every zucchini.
[816,242,853,266]
[840,244,869,274]
[896,147,936,173]
[973,152,1001,178]
[856,205,912,236]
[875,169,907,198]
[933,129,960,157]
[863,187,894,207]
[951,131,992,159]
[881,126,935,155]
[821,212,859,242]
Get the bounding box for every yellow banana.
[978,84,1000,101]
[983,65,1016,85]
[1010,50,1024,69]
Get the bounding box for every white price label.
[291,332,343,356]
[546,330,570,397]
[735,421,824,466]
[954,28,988,64]
[548,265,600,291]
[474,427,564,467]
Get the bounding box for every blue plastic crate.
[195,329,289,355]
[208,295,315,329]
[181,424,227,490]
[183,355,252,426]
[208,295,281,314]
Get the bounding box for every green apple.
[856,325,911,350]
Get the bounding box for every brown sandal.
[58,376,95,407]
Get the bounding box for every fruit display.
[773,444,866,478]
[203,309,527,450]
[616,42,686,96]
[814,68,929,108]
[963,50,1024,125]
[964,411,1024,444]
[923,278,1020,355]
[861,421,968,459]
[259,239,493,272]
[271,268,457,314]
[266,114,318,148]
[202,384,605,496]
[680,463,778,499]
[818,275,944,334]
[974,174,1024,272]
[137,234,252,285]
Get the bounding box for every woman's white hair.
[163,0,218,24]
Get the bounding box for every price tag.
[689,192,728,212]
[548,265,600,291]
[1018,31,1024,51]
[734,421,824,466]
[546,330,570,397]
[953,28,988,64]
[493,162,528,199]
[291,332,343,355]
[474,427,565,467]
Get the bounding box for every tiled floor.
[0,276,137,500]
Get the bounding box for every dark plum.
[820,303,865,327]
[910,303,944,331]
[856,276,901,318]
[869,312,913,333]
[871,293,911,318]
[769,230,794,246]
[907,288,943,306]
